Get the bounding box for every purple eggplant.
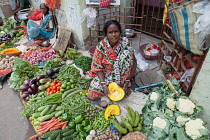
[25,96,30,101]
[20,84,30,91]
[46,69,54,76]
[28,87,37,95]
[30,78,37,85]
[36,81,41,86]
[31,84,38,92]
[22,93,29,98]
[36,75,46,80]
[24,80,31,85]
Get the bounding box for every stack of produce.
[0,55,18,70]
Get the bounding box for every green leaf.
[176,128,191,140]
[199,128,210,136]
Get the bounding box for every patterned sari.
[87,37,135,100]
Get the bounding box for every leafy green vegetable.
[9,58,44,91]
[73,56,92,73]
[43,58,61,70]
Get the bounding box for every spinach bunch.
[73,56,92,73]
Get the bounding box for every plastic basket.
[139,44,160,60]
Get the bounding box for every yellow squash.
[0,48,20,54]
[108,82,125,101]
[104,104,120,120]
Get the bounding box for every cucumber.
[65,90,83,98]
[38,114,54,122]
[55,133,61,140]
[42,131,55,138]
[55,106,62,111]
[48,129,61,140]
[40,106,51,116]
[38,105,50,112]
[46,104,57,115]
[32,112,41,118]
[62,129,75,136]
[62,88,81,99]
[61,128,70,134]
[55,110,64,118]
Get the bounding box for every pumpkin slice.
[104,104,120,120]
[108,82,125,101]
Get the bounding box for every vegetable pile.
[142,78,210,140]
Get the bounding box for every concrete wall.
[190,51,210,130]
[29,0,132,50]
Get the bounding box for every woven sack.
[121,131,147,140]
[168,0,203,55]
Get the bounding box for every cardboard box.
[0,3,13,18]
[52,26,71,52]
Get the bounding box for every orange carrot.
[44,119,61,132]
[50,125,63,131]
[40,118,55,126]
[54,121,68,127]
[62,122,68,129]
[29,135,39,140]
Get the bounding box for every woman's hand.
[102,85,110,96]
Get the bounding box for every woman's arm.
[97,71,110,96]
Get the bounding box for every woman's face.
[40,4,48,15]
[106,24,121,47]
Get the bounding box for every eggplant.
[20,84,30,91]
[36,75,46,80]
[51,75,57,79]
[36,82,41,86]
[30,78,37,85]
[22,93,29,98]
[31,84,38,92]
[46,69,54,76]
[28,87,37,95]
[24,80,31,85]
[25,96,30,101]
[55,67,61,73]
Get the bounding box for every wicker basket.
[139,44,160,60]
[121,131,147,140]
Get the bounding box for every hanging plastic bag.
[193,1,210,50]
[180,68,195,83]
[81,7,97,29]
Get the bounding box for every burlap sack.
[121,131,147,140]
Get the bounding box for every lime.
[71,84,75,89]
[61,83,67,88]
[60,89,65,92]
[66,85,71,90]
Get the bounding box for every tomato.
[49,91,54,95]
[57,82,62,86]
[50,82,56,86]
[46,88,50,92]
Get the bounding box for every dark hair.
[103,20,122,35]
[40,3,50,13]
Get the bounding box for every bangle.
[101,81,106,84]
[126,80,130,83]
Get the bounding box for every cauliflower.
[166,98,176,111]
[177,98,195,114]
[150,92,159,101]
[153,117,167,129]
[185,119,205,139]
[176,115,190,123]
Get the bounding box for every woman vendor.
[27,3,56,40]
[87,20,137,100]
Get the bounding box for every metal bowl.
[124,29,136,38]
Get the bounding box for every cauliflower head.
[177,98,195,114]
[176,115,190,123]
[153,117,167,129]
[166,98,176,111]
[185,118,205,139]
[150,92,159,101]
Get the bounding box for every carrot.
[43,119,61,132]
[40,118,55,127]
[54,121,68,127]
[62,122,68,129]
[29,135,39,140]
[50,125,63,131]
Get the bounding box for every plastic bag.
[81,7,97,29]
[193,1,210,50]
[180,68,195,83]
